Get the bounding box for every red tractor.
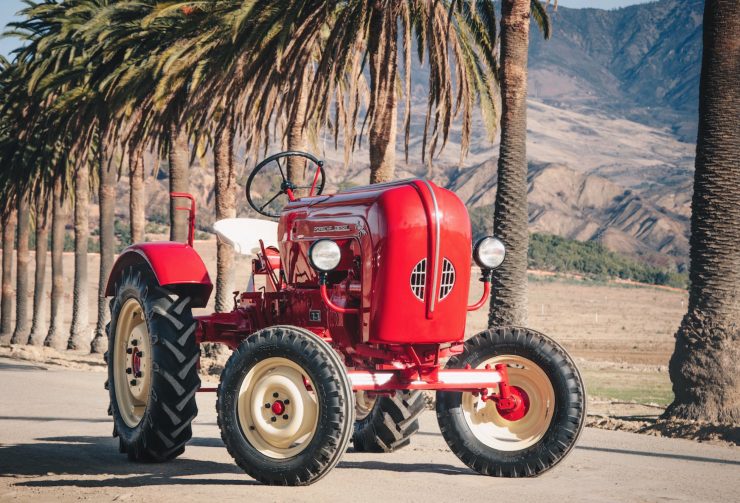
[104,151,585,485]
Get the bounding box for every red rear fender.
[105,242,213,308]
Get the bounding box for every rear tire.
[217,326,354,485]
[352,390,426,452]
[436,327,585,477]
[107,265,200,462]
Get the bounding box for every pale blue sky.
[0,0,657,59]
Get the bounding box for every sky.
[0,0,657,59]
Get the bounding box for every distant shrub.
[528,233,687,288]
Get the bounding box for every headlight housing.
[473,236,506,270]
[308,239,342,272]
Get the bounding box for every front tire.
[107,265,200,462]
[217,326,354,485]
[436,327,585,477]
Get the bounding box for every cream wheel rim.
[237,357,319,459]
[113,298,152,428]
[354,391,377,420]
[462,355,555,451]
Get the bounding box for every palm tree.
[10,193,31,344]
[307,0,500,183]
[665,0,740,424]
[44,175,68,349]
[128,141,146,243]
[92,128,116,353]
[28,197,50,345]
[213,113,237,312]
[488,0,551,327]
[0,208,15,338]
[68,159,90,350]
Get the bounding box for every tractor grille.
[438,258,455,300]
[410,259,426,301]
[410,258,456,302]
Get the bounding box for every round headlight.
[308,239,342,272]
[473,236,506,270]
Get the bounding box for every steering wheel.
[246,151,326,218]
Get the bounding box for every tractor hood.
[278,179,473,345]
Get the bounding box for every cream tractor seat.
[213,218,280,293]
[213,218,279,256]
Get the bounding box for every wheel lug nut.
[137,351,143,357]
[135,371,142,378]
[283,414,289,420]
[125,368,132,374]
[126,348,133,354]
[265,403,271,409]
[130,379,137,386]
[272,392,279,398]
[283,399,290,405]
[270,416,277,422]
[131,340,138,346]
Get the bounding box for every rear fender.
[106,242,213,308]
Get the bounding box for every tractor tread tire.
[436,326,586,478]
[108,265,200,463]
[217,326,354,486]
[352,390,426,453]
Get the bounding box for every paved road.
[0,357,738,503]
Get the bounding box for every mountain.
[528,0,703,141]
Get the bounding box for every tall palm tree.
[92,128,116,353]
[308,0,500,183]
[44,175,68,349]
[10,193,31,344]
[68,159,90,350]
[128,141,146,243]
[488,0,551,327]
[28,197,50,345]
[665,0,739,424]
[213,112,237,312]
[0,208,16,338]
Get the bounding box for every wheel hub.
[461,355,555,452]
[237,357,318,459]
[495,386,530,421]
[114,299,153,427]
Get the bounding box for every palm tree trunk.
[129,142,146,243]
[11,194,31,344]
[44,177,67,349]
[214,120,237,312]
[28,203,49,345]
[665,0,740,424]
[0,209,16,338]
[68,161,90,350]
[287,71,310,188]
[169,123,190,243]
[367,6,399,184]
[488,0,531,327]
[91,134,116,354]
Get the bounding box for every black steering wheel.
[245,151,326,218]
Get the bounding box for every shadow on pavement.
[0,435,256,488]
[337,459,474,476]
[0,416,110,423]
[0,361,47,371]
[577,445,740,466]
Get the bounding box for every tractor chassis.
[192,308,524,416]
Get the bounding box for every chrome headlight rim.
[473,236,506,270]
[308,239,342,272]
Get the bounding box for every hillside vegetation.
[471,207,687,288]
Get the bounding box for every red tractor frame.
[104,151,585,485]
